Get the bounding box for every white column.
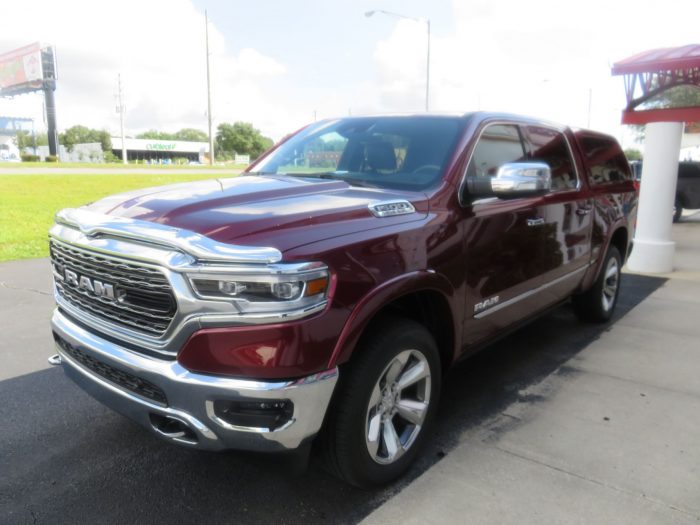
[627,121,683,273]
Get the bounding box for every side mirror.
[467,162,551,199]
[492,162,551,197]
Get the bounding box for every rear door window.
[523,126,578,191]
[578,134,632,186]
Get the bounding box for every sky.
[0,0,698,148]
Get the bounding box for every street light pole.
[365,10,431,111]
[425,19,430,112]
[205,10,215,165]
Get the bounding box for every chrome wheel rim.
[602,257,619,312]
[365,349,431,465]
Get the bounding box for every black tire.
[572,245,622,323]
[322,317,441,488]
[673,197,683,223]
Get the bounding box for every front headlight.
[186,264,330,314]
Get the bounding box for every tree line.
[15,126,111,153]
[138,123,274,159]
[16,121,274,161]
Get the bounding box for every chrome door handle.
[576,207,591,216]
[527,218,545,227]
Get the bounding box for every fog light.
[213,399,293,431]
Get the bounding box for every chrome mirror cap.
[492,162,551,196]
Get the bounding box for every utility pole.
[117,74,127,164]
[31,118,37,155]
[205,10,215,165]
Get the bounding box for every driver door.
[460,123,549,348]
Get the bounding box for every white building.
[0,135,20,161]
[111,137,209,163]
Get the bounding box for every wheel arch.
[609,226,629,264]
[579,223,629,294]
[328,271,458,373]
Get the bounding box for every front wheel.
[322,317,441,488]
[572,245,622,323]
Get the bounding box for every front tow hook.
[48,354,62,366]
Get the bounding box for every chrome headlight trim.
[186,267,330,314]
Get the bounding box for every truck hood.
[86,175,429,253]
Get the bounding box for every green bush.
[103,151,120,163]
[45,155,59,163]
[20,154,40,162]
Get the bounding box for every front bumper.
[50,309,338,452]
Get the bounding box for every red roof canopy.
[612,44,700,75]
[612,44,700,124]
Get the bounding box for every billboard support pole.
[44,86,58,157]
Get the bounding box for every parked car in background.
[630,160,700,222]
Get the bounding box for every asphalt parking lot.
[1,215,698,524]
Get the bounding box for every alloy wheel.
[602,256,619,312]
[364,349,431,465]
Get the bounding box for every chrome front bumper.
[50,309,338,452]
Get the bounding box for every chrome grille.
[50,239,176,336]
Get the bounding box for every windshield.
[251,116,465,191]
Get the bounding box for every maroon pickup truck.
[48,112,636,487]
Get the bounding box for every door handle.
[576,207,592,216]
[527,218,545,227]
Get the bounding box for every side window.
[523,126,578,191]
[466,124,527,178]
[579,135,633,185]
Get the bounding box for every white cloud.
[0,0,295,139]
[368,0,700,146]
[236,48,287,77]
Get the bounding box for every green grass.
[0,161,246,170]
[0,173,230,262]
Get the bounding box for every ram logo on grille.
[54,265,117,301]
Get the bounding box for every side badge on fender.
[474,296,500,314]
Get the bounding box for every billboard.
[0,43,56,97]
[0,116,33,136]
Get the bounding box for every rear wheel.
[322,317,441,488]
[573,245,622,323]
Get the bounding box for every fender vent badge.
[369,200,416,218]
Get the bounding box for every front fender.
[327,270,458,369]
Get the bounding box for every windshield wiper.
[259,171,379,188]
[284,172,381,188]
[280,171,342,179]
